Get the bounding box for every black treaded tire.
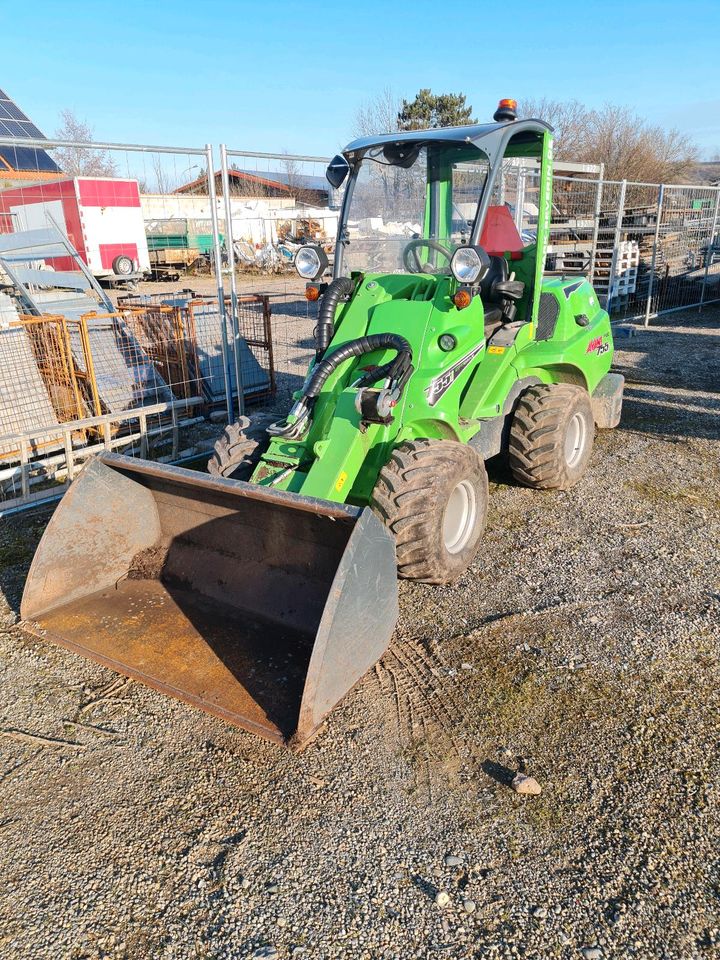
[508,383,595,490]
[207,413,274,480]
[112,255,134,276]
[371,439,489,585]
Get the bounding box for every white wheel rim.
[564,412,587,467]
[442,480,477,554]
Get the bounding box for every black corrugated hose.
[304,333,412,399]
[315,276,355,359]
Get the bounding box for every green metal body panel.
[250,128,615,504]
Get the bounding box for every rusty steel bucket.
[21,453,398,747]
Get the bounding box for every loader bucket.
[21,453,398,747]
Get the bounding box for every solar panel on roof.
[0,87,59,173]
[0,146,60,173]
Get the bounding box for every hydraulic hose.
[267,332,413,440]
[315,276,354,359]
[304,333,412,399]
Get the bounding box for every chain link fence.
[0,133,717,513]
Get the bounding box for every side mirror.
[326,154,350,189]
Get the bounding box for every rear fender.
[398,417,461,443]
[515,362,589,391]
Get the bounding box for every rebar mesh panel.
[0,327,62,459]
[20,317,86,423]
[235,296,274,399]
[68,317,173,413]
[121,307,199,400]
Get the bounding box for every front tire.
[508,383,595,490]
[207,414,274,480]
[371,439,488,585]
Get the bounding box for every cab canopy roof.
[343,119,552,165]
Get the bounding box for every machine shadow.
[122,500,355,742]
[160,577,315,740]
[617,384,720,441]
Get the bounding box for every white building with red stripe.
[0,177,150,279]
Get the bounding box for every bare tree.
[52,110,118,177]
[353,88,402,138]
[151,154,174,194]
[517,98,593,160]
[518,98,698,182]
[282,154,318,207]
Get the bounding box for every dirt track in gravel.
[0,305,718,959]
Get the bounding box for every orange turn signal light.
[453,289,472,310]
[305,284,321,301]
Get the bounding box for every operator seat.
[480,254,526,338]
[480,255,509,337]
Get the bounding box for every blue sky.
[3,0,719,159]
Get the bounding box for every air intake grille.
[536,293,560,341]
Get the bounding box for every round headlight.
[439,334,457,352]
[450,247,483,284]
[295,246,322,280]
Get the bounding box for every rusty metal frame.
[0,396,204,516]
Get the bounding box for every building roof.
[0,87,61,176]
[176,168,329,197]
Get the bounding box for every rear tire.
[371,439,488,585]
[208,414,274,481]
[508,383,594,490]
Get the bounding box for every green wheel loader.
[22,100,623,747]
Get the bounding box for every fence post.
[645,184,664,327]
[514,166,526,234]
[607,179,627,316]
[206,143,234,423]
[220,144,245,416]
[589,162,604,281]
[699,187,720,313]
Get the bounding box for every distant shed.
[176,168,330,206]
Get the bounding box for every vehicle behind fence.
[0,133,717,514]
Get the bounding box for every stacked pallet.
[590,242,615,305]
[609,240,640,299]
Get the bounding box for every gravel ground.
[0,305,718,960]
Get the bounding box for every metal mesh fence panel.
[218,150,333,416]
[602,182,658,320]
[547,174,602,276]
[259,288,315,410]
[0,136,221,513]
[648,185,720,318]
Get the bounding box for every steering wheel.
[403,238,453,275]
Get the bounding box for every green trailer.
[146,218,223,275]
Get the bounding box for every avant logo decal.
[586,335,610,356]
[425,343,484,407]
